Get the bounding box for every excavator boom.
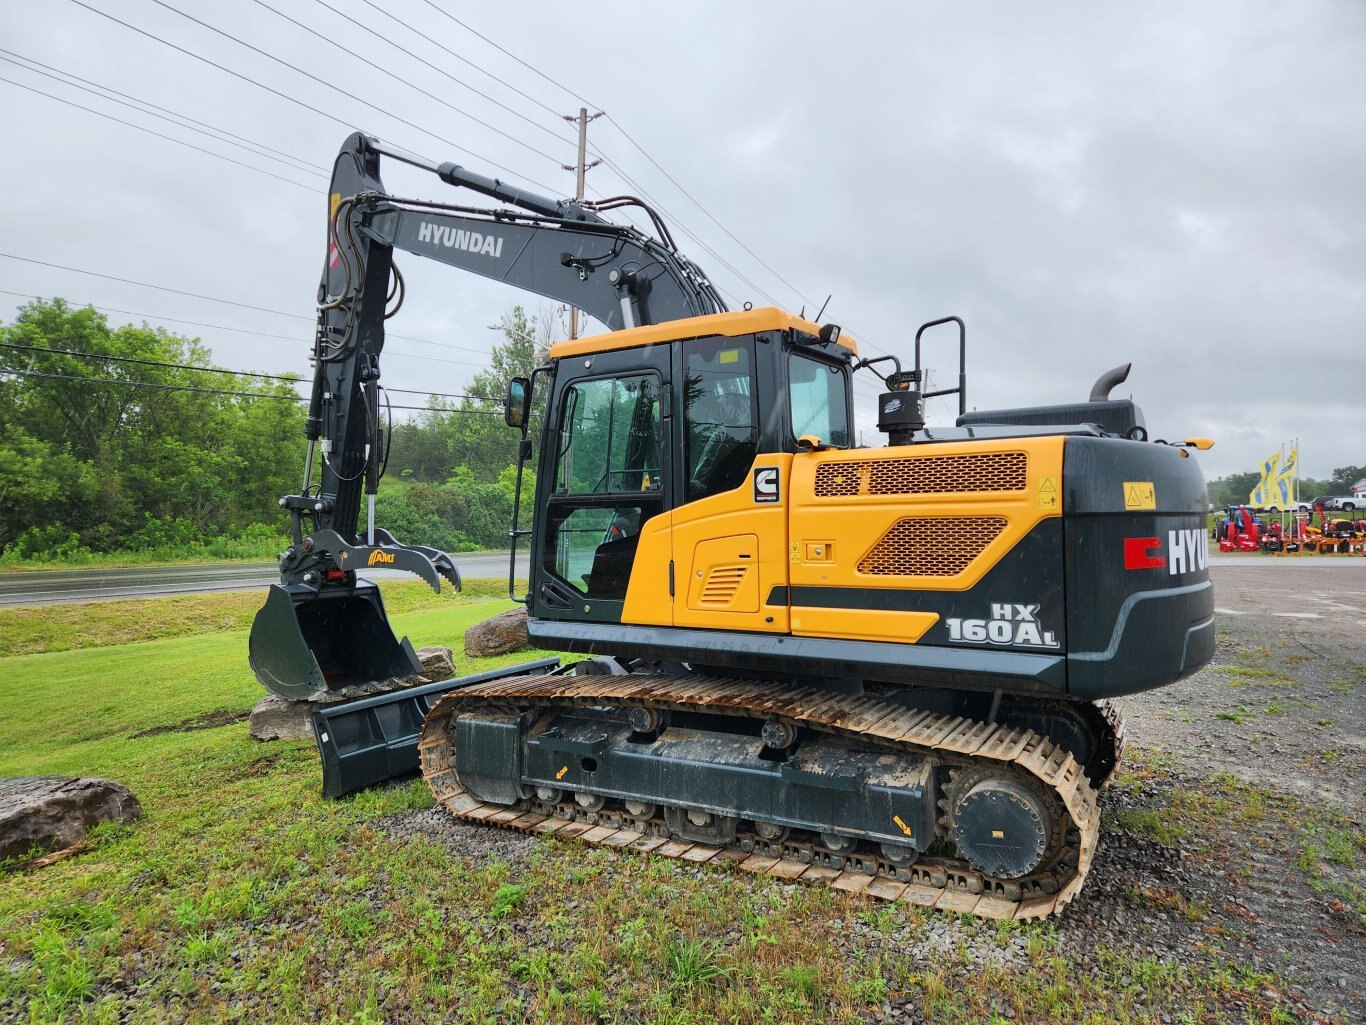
[250,134,725,700]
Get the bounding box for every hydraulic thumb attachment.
[307,528,461,593]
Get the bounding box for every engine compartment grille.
[858,516,1009,576]
[815,452,1028,497]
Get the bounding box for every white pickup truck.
[1299,494,1360,512]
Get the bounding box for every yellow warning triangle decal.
[1039,478,1056,492]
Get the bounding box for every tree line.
[0,299,545,563]
[6,297,1355,564]
[1205,467,1364,510]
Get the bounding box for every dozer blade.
[248,581,422,701]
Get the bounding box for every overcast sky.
[2,0,1363,481]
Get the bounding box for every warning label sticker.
[1124,481,1156,510]
[1037,476,1059,511]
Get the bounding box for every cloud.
[2,0,1361,480]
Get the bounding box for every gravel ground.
[378,558,1366,1024]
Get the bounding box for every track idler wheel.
[944,768,1062,879]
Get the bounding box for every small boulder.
[0,776,141,861]
[249,694,346,741]
[416,645,456,682]
[464,606,530,657]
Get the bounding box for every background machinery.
[250,133,1216,918]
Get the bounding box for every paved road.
[1208,552,1366,626]
[0,551,530,606]
[3,548,1359,607]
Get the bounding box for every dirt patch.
[237,752,283,778]
[1076,770,1364,1024]
[129,708,250,739]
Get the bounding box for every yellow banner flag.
[1272,443,1298,506]
[1248,449,1281,507]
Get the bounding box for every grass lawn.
[0,585,1317,1024]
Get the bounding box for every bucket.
[248,581,422,701]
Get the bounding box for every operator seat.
[584,533,640,599]
[689,391,757,499]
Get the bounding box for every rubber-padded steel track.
[418,674,1103,919]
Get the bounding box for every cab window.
[789,352,850,446]
[546,372,662,600]
[683,337,758,502]
[554,374,661,494]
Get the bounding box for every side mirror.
[505,377,531,429]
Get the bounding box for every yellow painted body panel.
[686,535,760,613]
[548,307,857,361]
[787,437,1064,597]
[789,607,940,643]
[623,436,1064,648]
[786,434,1070,617]
[622,455,793,632]
[621,510,673,626]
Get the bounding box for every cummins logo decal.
[753,467,780,503]
[417,220,505,258]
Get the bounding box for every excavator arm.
[250,133,725,700]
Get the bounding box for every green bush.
[0,522,94,563]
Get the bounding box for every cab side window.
[547,373,662,599]
[683,337,758,502]
[555,375,661,495]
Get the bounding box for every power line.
[0,288,507,372]
[66,0,359,135]
[250,0,567,169]
[0,344,500,403]
[604,115,816,309]
[0,76,317,192]
[316,0,575,146]
[56,1,784,318]
[6,368,300,401]
[393,2,769,299]
[415,1,593,108]
[63,0,555,194]
[139,0,562,192]
[0,254,499,359]
[2,367,509,415]
[0,290,304,343]
[0,341,301,382]
[1,252,309,320]
[0,49,327,176]
[401,7,895,355]
[399,6,792,306]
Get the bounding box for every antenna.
[814,294,832,322]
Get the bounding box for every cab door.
[531,345,671,625]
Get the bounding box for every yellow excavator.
[249,134,1215,918]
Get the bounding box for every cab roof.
[547,307,858,360]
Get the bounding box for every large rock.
[249,694,345,741]
[465,606,530,657]
[251,651,456,742]
[416,645,456,682]
[0,776,141,861]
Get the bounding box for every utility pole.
[563,107,602,339]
